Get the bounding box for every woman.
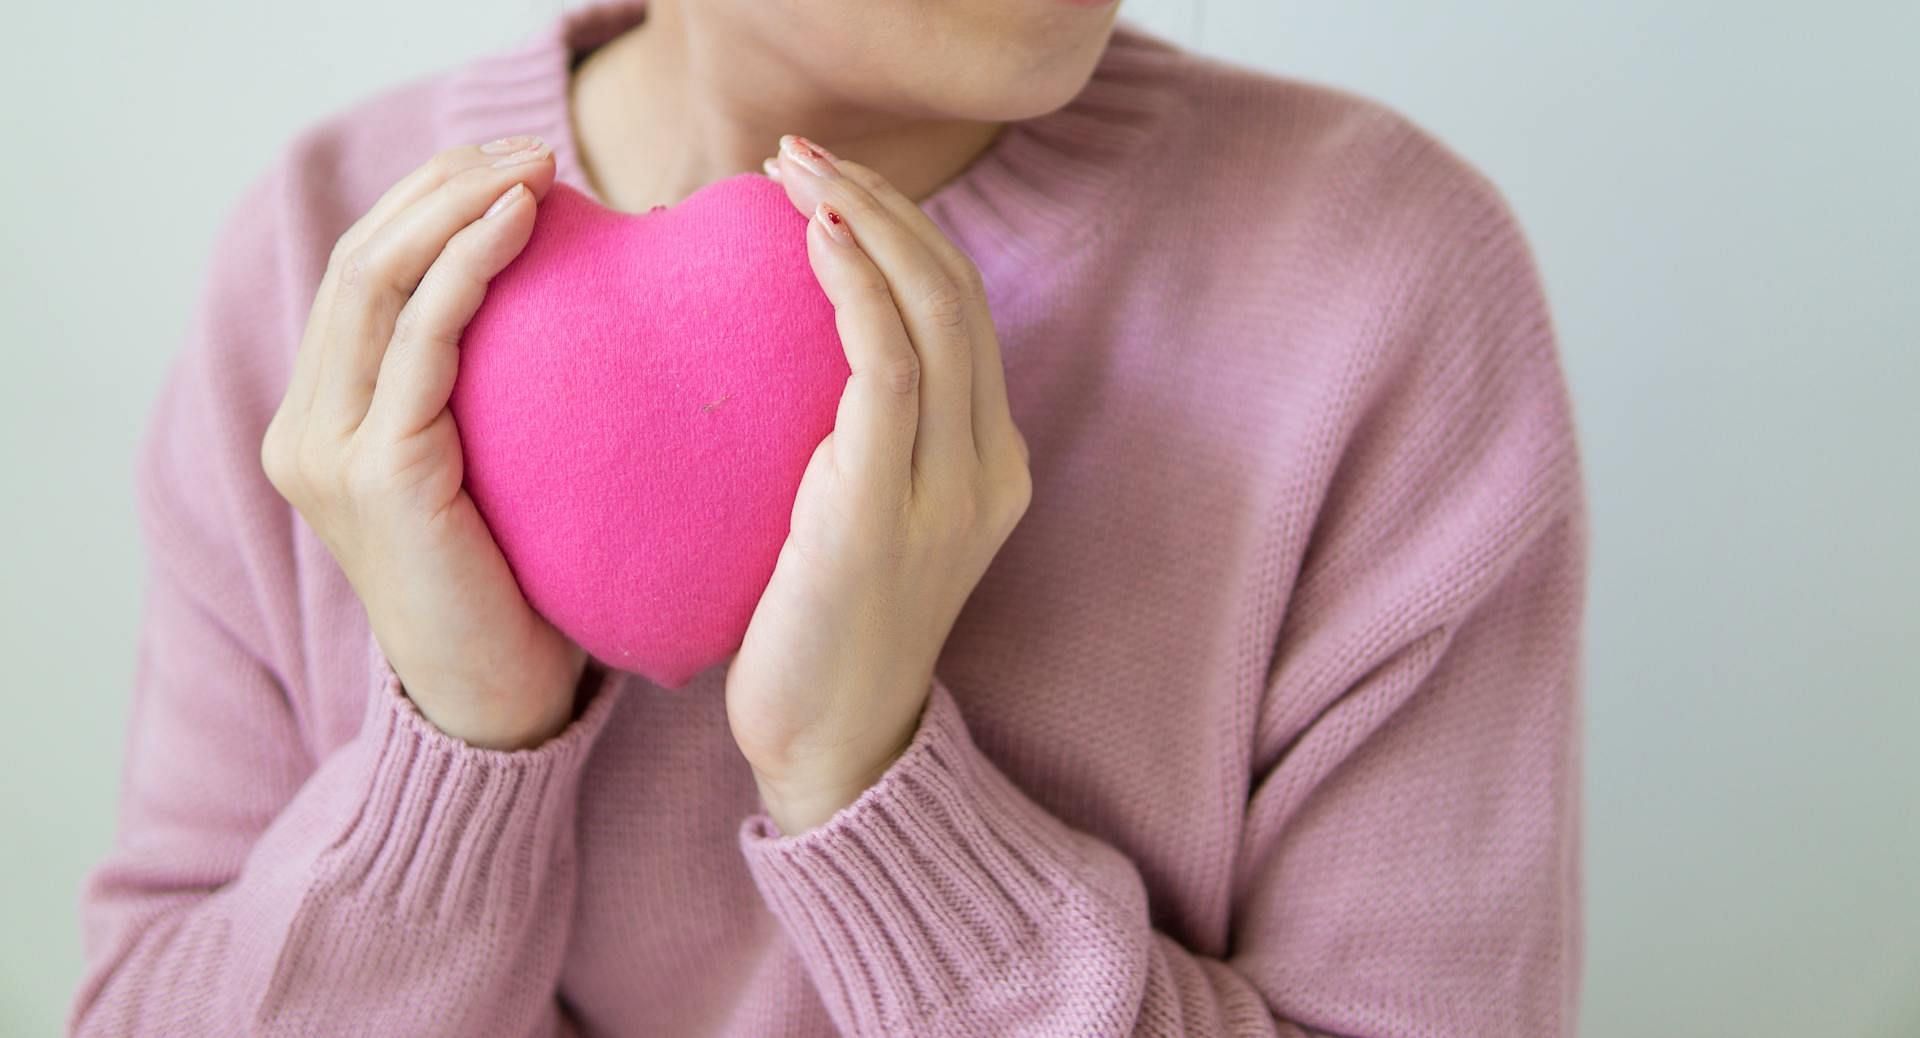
[70,0,1587,1034]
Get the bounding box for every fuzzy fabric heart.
[449,174,847,690]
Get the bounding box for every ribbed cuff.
[321,640,625,918]
[736,676,1108,1035]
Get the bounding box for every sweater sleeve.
[69,158,621,1037]
[734,154,1587,1036]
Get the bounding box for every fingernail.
[761,156,782,181]
[490,139,551,168]
[480,134,539,155]
[814,202,853,246]
[484,182,526,219]
[780,134,837,179]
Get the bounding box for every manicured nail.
[780,134,837,178]
[814,202,853,246]
[490,139,550,168]
[484,182,526,219]
[480,135,539,155]
[761,156,782,181]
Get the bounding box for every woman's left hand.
[725,135,1032,836]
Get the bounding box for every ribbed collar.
[439,0,1187,287]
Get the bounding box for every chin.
[791,1,1116,125]
[974,52,1108,121]
[902,27,1116,123]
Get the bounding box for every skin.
[262,139,578,752]
[262,0,1117,830]
[731,138,1034,835]
[569,0,1122,211]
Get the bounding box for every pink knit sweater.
[71,2,1588,1035]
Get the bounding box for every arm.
[737,499,1583,1036]
[70,154,617,1037]
[736,141,1586,1036]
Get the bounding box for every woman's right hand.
[260,136,583,751]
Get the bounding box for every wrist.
[411,693,570,751]
[752,739,910,836]
[754,779,857,837]
[401,658,588,752]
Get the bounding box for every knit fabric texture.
[450,175,846,689]
[71,1,1590,1035]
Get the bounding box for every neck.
[568,0,1007,212]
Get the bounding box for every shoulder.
[1151,43,1538,284]
[1132,40,1582,518]
[1150,57,1588,632]
[1153,45,1566,396]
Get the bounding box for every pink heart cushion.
[449,174,847,690]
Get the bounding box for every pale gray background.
[3,1,1914,1034]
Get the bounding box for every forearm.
[73,655,619,1037]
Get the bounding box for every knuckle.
[437,232,493,288]
[259,424,290,489]
[836,160,884,191]
[336,243,375,295]
[1000,464,1033,525]
[335,242,407,313]
[880,350,921,396]
[953,256,986,298]
[390,285,453,349]
[831,186,887,225]
[426,146,471,181]
[843,269,892,303]
[387,298,456,367]
[326,234,356,276]
[449,158,514,195]
[919,278,967,330]
[388,300,421,344]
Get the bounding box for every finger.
[804,201,918,504]
[361,181,538,443]
[292,137,555,421]
[338,137,557,262]
[829,157,1018,465]
[773,136,973,479]
[315,149,556,435]
[277,283,339,430]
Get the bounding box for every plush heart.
[449,174,847,690]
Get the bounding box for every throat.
[565,6,1006,213]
